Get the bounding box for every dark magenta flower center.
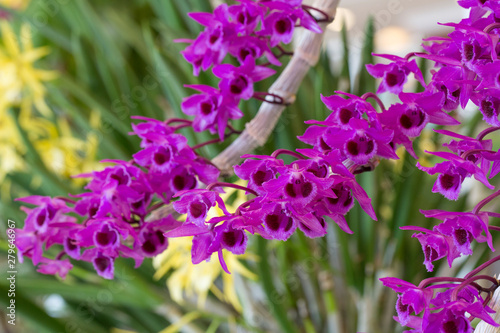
[454,228,470,245]
[189,202,206,218]
[109,168,130,185]
[172,174,196,191]
[222,230,244,248]
[95,226,118,247]
[400,109,426,130]
[275,18,292,34]
[339,108,354,125]
[439,173,458,190]
[153,147,172,166]
[285,177,314,199]
[442,320,458,333]
[425,245,439,261]
[94,256,111,273]
[229,75,249,95]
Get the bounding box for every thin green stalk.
[256,237,299,333]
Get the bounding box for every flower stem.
[484,23,500,33]
[418,276,465,289]
[191,128,241,150]
[253,91,287,105]
[473,190,500,215]
[461,148,497,160]
[55,196,76,204]
[271,149,305,160]
[451,275,499,301]
[477,126,500,141]
[405,52,427,60]
[361,92,386,111]
[302,5,334,23]
[166,118,193,131]
[191,138,222,150]
[165,118,192,125]
[465,254,500,279]
[487,212,500,219]
[350,160,379,175]
[147,201,166,215]
[226,123,242,135]
[488,225,500,233]
[172,123,193,131]
[206,182,258,197]
[235,198,256,215]
[55,251,67,260]
[277,44,294,57]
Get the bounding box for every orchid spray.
[12,0,500,332]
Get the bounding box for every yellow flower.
[153,182,258,312]
[0,115,26,180]
[0,22,56,118]
[0,112,103,190]
[0,21,103,190]
[30,113,103,183]
[0,0,29,10]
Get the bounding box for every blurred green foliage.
[0,1,491,333]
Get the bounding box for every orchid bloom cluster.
[168,147,377,273]
[375,0,500,331]
[179,0,330,139]
[13,0,500,330]
[172,0,500,330]
[14,117,220,279]
[13,0,332,281]
[180,0,324,74]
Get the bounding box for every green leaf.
[0,282,67,333]
[257,237,299,333]
[9,109,75,195]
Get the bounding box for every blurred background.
[0,1,497,333]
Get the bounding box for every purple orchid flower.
[173,189,221,225]
[401,225,460,272]
[134,216,179,257]
[228,35,281,66]
[133,134,190,172]
[130,116,175,148]
[470,89,500,126]
[262,160,334,210]
[318,93,379,129]
[228,1,264,35]
[434,129,495,177]
[424,301,498,332]
[15,196,77,265]
[234,155,283,195]
[421,209,494,253]
[213,56,275,100]
[15,196,71,234]
[366,53,426,94]
[180,4,236,74]
[417,150,495,200]
[76,219,128,252]
[458,0,500,19]
[428,67,464,111]
[381,92,459,138]
[259,1,321,46]
[37,257,73,279]
[245,200,298,241]
[379,277,433,326]
[90,250,115,280]
[181,84,243,139]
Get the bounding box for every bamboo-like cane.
[147,0,340,221]
[476,283,500,333]
[212,0,340,176]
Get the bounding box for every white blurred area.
[314,0,467,76]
